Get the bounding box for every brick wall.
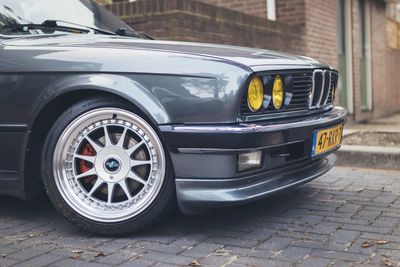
[303,0,339,68]
[107,0,306,54]
[350,0,368,121]
[274,0,400,121]
[370,0,400,119]
[276,0,306,26]
[97,0,112,4]
[196,0,267,18]
[339,0,400,122]
[102,0,337,65]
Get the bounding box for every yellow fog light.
[272,75,284,109]
[247,76,264,112]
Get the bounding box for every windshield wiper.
[1,20,118,35]
[1,20,88,34]
[2,19,148,39]
[42,20,118,36]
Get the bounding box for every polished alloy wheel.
[53,108,166,223]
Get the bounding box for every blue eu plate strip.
[311,132,318,156]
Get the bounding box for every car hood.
[2,34,326,71]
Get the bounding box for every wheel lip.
[52,108,166,223]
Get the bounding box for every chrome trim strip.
[309,70,317,108]
[241,105,332,122]
[0,124,29,132]
[316,70,326,108]
[310,69,325,109]
[169,107,347,134]
[323,71,333,106]
[177,140,305,154]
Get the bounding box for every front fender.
[29,74,170,127]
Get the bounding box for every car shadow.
[0,185,319,239]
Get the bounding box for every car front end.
[159,68,346,214]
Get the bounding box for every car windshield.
[0,0,137,36]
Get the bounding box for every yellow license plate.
[312,124,343,156]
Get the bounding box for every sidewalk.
[337,113,400,170]
[344,113,400,134]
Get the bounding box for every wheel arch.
[24,74,171,199]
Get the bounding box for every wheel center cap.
[95,147,130,183]
[104,158,121,173]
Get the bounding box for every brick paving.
[0,166,400,267]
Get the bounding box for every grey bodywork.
[0,33,330,200]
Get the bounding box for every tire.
[41,97,175,235]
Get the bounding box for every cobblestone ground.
[1,166,400,267]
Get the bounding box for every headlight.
[272,75,284,109]
[247,76,264,112]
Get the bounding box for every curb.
[336,145,400,170]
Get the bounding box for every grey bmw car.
[0,0,346,234]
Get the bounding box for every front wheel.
[41,97,174,235]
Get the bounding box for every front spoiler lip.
[176,154,336,214]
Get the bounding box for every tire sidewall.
[41,97,175,235]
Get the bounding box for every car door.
[0,37,28,183]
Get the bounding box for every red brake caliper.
[79,144,96,183]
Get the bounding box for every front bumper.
[159,107,347,214]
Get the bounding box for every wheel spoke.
[75,168,96,180]
[103,126,113,147]
[131,159,152,167]
[74,154,95,164]
[128,171,147,185]
[116,127,128,148]
[119,180,132,200]
[126,140,145,156]
[85,136,103,153]
[107,183,115,204]
[88,178,103,195]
